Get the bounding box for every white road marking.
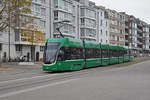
[0,78,80,98]
[0,73,67,84]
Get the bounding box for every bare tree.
[0,0,33,64]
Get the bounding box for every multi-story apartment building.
[0,0,110,61]
[0,0,50,61]
[0,0,150,61]
[141,22,149,54]
[96,6,109,44]
[149,25,150,50]
[107,9,125,46]
[52,0,80,39]
[125,15,139,56]
[80,0,97,41]
[123,12,150,57]
[123,13,130,47]
[51,0,110,43]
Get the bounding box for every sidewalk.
[0,62,42,75]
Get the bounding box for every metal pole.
[31,29,34,62]
[8,2,11,62]
[100,43,102,65]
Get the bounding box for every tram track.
[0,66,114,96]
[0,64,132,98]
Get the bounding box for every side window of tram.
[85,48,100,59]
[94,49,100,58]
[57,48,65,61]
[109,50,113,57]
[102,49,108,58]
[86,48,94,59]
[124,51,128,56]
[58,47,83,60]
[111,50,117,57]
[70,48,83,60]
[119,51,123,57]
[113,50,117,57]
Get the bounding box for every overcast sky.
[91,0,150,24]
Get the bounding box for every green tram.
[43,38,133,71]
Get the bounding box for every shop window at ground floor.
[16,45,22,51]
[40,46,45,52]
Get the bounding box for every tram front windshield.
[44,43,60,64]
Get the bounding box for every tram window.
[109,50,111,57]
[124,51,128,56]
[57,48,65,61]
[61,47,83,60]
[94,49,100,58]
[118,50,123,57]
[113,50,117,57]
[57,47,84,61]
[85,48,100,59]
[64,47,71,60]
[102,50,108,58]
[112,50,115,57]
[111,50,114,57]
[119,51,123,57]
[70,48,83,60]
[86,48,91,59]
[117,51,120,57]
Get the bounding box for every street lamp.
[56,20,71,38]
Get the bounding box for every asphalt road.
[0,61,150,100]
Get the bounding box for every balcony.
[137,34,142,38]
[80,24,96,30]
[80,35,96,41]
[137,29,142,34]
[137,41,142,45]
[125,32,129,35]
[125,25,129,29]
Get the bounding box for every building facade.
[49,0,81,39]
[0,0,150,61]
[51,0,110,43]
[80,1,97,41]
[107,9,125,46]
[96,6,109,44]
[0,0,50,61]
[123,12,150,57]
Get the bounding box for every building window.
[117,36,119,41]
[80,29,85,36]
[41,0,45,4]
[54,0,58,8]
[106,31,108,36]
[40,46,44,52]
[54,11,58,20]
[101,12,103,16]
[41,8,46,16]
[81,18,85,25]
[40,20,46,28]
[100,20,103,26]
[34,4,41,16]
[101,30,102,35]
